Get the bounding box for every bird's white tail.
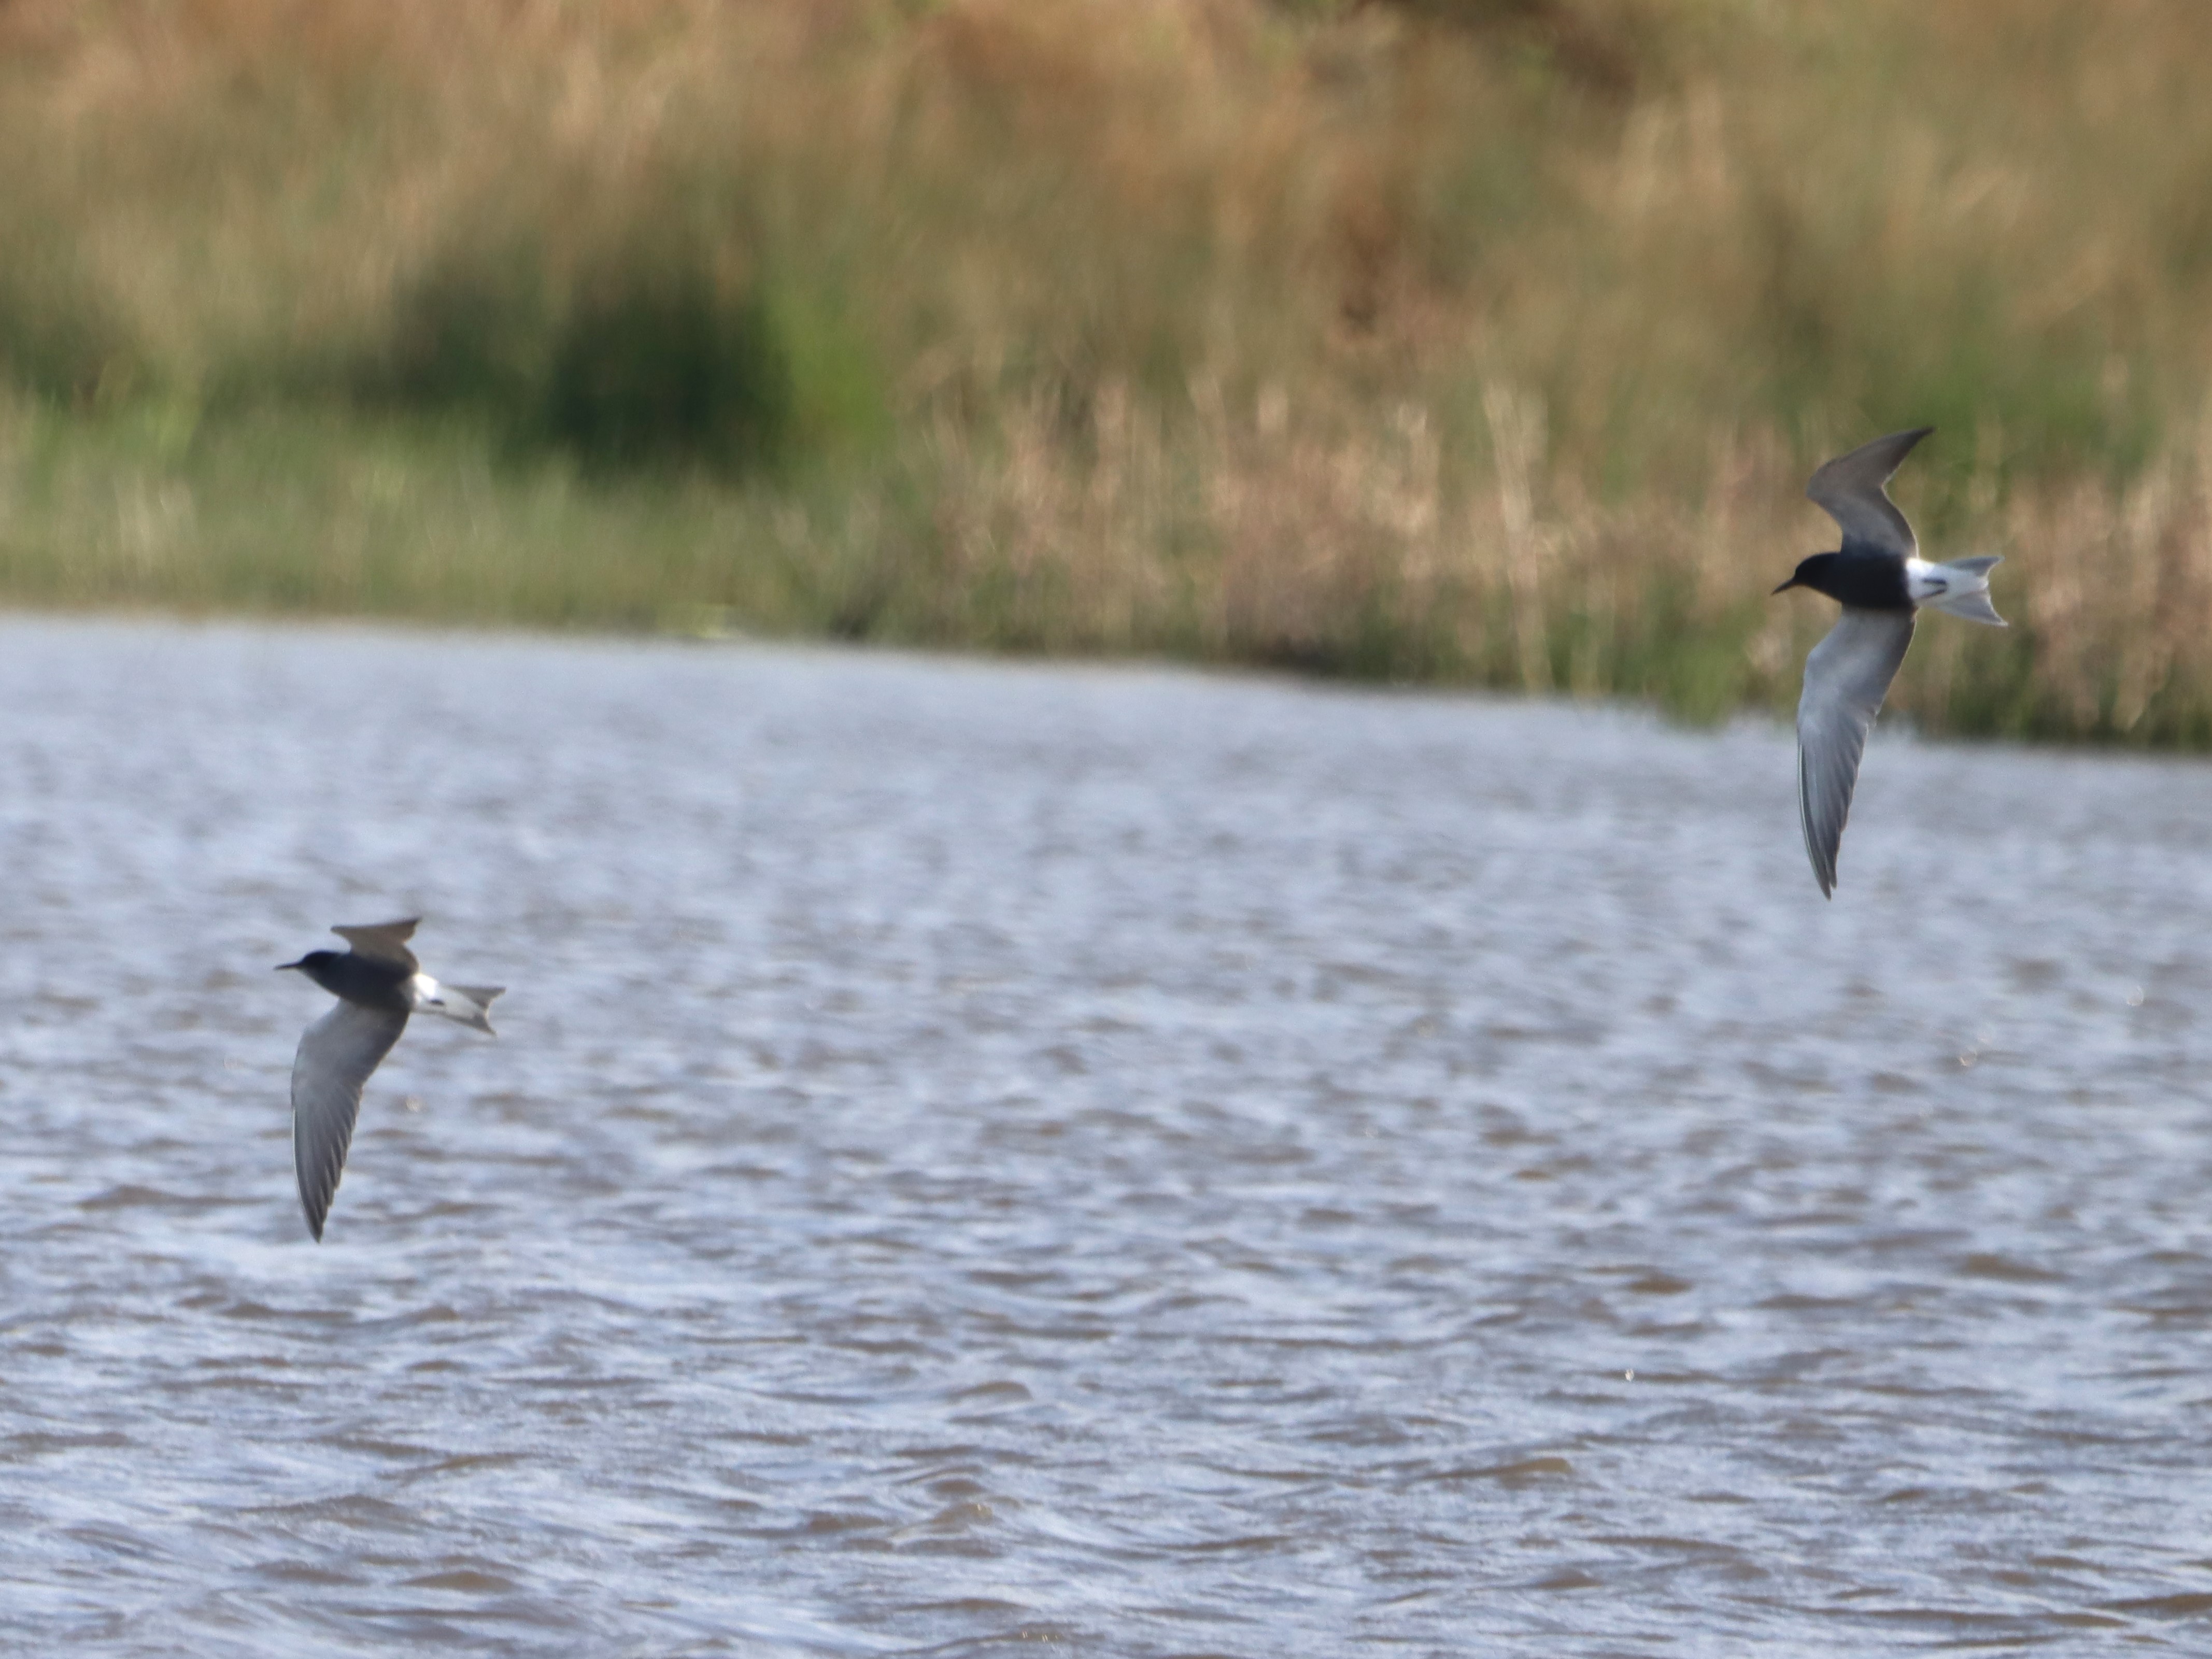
[444,984,504,1035]
[1925,555,2006,626]
[408,975,504,1034]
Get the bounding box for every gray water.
[4,618,2212,1656]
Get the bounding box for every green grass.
[10,393,2205,752]
[0,405,801,628]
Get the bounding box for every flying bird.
[1773,428,2006,897]
[276,918,503,1241]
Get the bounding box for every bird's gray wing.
[291,1000,409,1241]
[332,918,419,971]
[1805,427,1933,559]
[1796,607,1916,898]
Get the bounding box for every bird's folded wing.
[1797,608,1916,898]
[292,1000,409,1240]
[1805,428,1932,559]
[332,917,420,970]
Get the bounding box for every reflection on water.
[4,618,2212,1654]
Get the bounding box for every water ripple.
[4,619,2212,1653]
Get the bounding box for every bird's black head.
[276,949,347,994]
[1772,552,1841,599]
[277,946,411,1008]
[1773,548,1913,609]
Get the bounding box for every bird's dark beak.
[275,958,306,972]
[1771,576,1799,595]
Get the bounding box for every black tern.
[1773,428,2006,898]
[276,918,503,1241]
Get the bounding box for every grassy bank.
[3,1,2211,741]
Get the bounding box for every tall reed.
[1,0,2209,741]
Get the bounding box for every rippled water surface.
[7,618,2212,1654]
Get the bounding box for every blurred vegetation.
[2,0,2211,740]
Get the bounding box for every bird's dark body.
[1781,545,1913,611]
[285,949,412,1012]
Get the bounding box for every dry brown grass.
[3,0,2212,739]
